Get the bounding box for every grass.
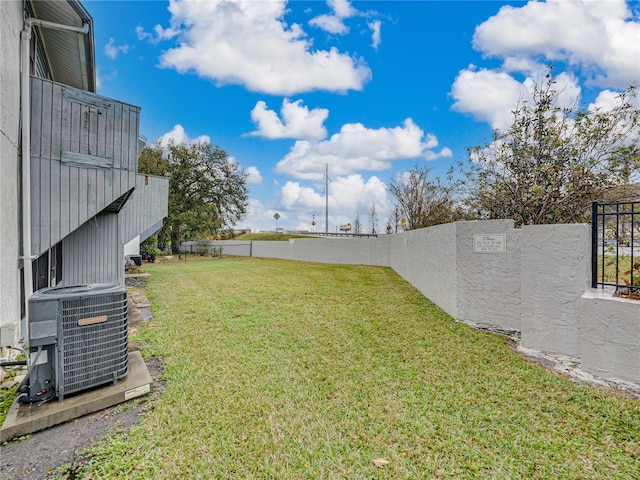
[73,257,639,478]
[597,254,640,286]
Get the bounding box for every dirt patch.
[0,357,164,480]
[615,286,640,301]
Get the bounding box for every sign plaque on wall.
[473,234,506,253]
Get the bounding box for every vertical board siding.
[113,102,123,170]
[78,168,88,222]
[120,175,169,244]
[51,82,63,161]
[68,166,79,232]
[60,164,70,240]
[50,161,61,245]
[40,80,53,160]
[30,153,41,253]
[30,77,140,256]
[30,75,43,160]
[62,214,124,285]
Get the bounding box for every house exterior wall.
[120,174,169,245]
[0,1,24,348]
[62,213,124,285]
[30,76,140,256]
[1,1,168,356]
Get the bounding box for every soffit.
[29,0,95,92]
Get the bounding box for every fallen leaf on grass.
[373,458,389,468]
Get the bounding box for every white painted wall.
[0,1,23,349]
[252,237,390,266]
[389,222,458,318]
[520,224,591,357]
[454,221,520,331]
[581,291,640,385]
[124,236,140,256]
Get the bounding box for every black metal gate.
[591,201,640,293]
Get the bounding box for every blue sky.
[87,0,640,233]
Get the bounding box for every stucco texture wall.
[389,222,458,318]
[0,1,23,347]
[454,220,521,332]
[520,224,591,357]
[581,291,640,385]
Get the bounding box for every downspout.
[20,18,89,344]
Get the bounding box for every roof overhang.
[29,0,96,92]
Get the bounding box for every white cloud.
[281,182,324,210]
[472,0,640,89]
[237,198,279,232]
[136,24,180,44]
[279,174,389,231]
[309,0,358,35]
[369,20,382,50]
[330,0,358,19]
[309,14,349,35]
[246,166,263,184]
[451,68,583,131]
[158,124,211,147]
[156,0,371,95]
[104,37,129,60]
[450,0,639,131]
[275,119,449,180]
[451,68,529,131]
[249,99,329,140]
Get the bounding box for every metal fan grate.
[59,292,128,395]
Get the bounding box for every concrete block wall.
[389,222,458,318]
[453,221,521,332]
[520,224,591,358]
[251,237,391,266]
[581,291,640,385]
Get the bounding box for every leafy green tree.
[461,76,640,226]
[139,141,248,251]
[388,165,466,230]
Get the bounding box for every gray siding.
[61,213,124,285]
[30,76,140,255]
[120,174,169,244]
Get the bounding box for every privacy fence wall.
[182,220,640,387]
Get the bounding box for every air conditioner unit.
[27,283,128,402]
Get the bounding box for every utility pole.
[324,163,331,234]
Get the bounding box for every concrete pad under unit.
[0,351,151,442]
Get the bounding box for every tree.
[461,75,640,226]
[139,141,249,251]
[368,203,378,234]
[353,213,362,234]
[388,165,466,230]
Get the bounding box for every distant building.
[0,1,168,354]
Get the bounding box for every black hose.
[0,360,27,367]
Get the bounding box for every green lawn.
[80,257,639,479]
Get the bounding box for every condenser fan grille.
[60,292,128,395]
